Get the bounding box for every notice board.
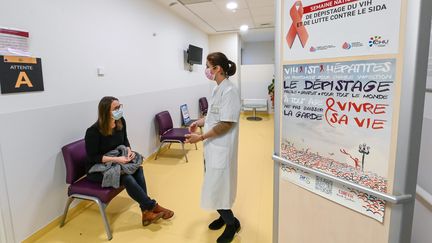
[273,0,431,242]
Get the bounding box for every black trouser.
[88,166,156,211]
[217,209,235,225]
[121,166,156,211]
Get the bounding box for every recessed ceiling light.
[226,2,238,10]
[240,25,249,31]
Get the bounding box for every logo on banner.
[299,174,311,184]
[309,45,336,52]
[368,36,389,47]
[342,42,352,50]
[286,1,309,49]
[337,188,355,202]
[342,41,364,50]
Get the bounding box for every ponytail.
[207,52,237,77]
[226,60,236,77]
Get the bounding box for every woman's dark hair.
[98,96,123,136]
[207,52,236,77]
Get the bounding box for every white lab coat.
[201,79,241,210]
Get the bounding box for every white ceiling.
[156,0,275,42]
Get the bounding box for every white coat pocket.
[204,142,229,169]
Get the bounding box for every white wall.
[411,29,432,243]
[209,33,241,94]
[412,198,432,243]
[0,0,209,114]
[0,0,210,241]
[0,145,13,243]
[242,41,275,65]
[412,116,432,243]
[240,64,274,101]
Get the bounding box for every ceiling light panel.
[253,16,274,26]
[213,0,248,12]
[232,18,255,28]
[226,8,251,19]
[240,25,249,31]
[187,2,234,31]
[246,0,275,8]
[178,0,212,5]
[173,0,275,32]
[226,2,238,10]
[250,6,274,17]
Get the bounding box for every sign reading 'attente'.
[0,56,44,94]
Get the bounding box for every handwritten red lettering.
[325,97,388,129]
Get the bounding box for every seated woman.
[85,96,174,226]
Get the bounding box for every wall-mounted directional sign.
[0,56,44,94]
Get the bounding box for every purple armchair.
[154,111,197,162]
[199,97,208,117]
[60,139,124,240]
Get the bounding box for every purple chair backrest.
[155,111,173,136]
[199,97,208,115]
[62,139,87,184]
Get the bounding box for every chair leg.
[95,199,113,241]
[168,143,172,149]
[59,197,74,227]
[195,143,197,150]
[155,142,164,160]
[181,142,188,162]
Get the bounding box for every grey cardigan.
[88,145,143,188]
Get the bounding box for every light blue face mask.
[112,107,123,120]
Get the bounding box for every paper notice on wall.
[0,27,30,56]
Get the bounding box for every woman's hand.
[116,156,131,164]
[127,147,136,161]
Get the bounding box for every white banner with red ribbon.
[283,0,402,61]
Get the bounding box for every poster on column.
[280,59,396,222]
[283,0,402,61]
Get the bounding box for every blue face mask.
[112,107,123,120]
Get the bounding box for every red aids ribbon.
[286,1,309,48]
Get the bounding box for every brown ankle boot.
[152,203,174,220]
[142,210,164,226]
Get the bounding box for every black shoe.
[216,218,241,243]
[209,216,225,230]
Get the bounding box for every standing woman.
[186,52,241,243]
[85,96,174,226]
